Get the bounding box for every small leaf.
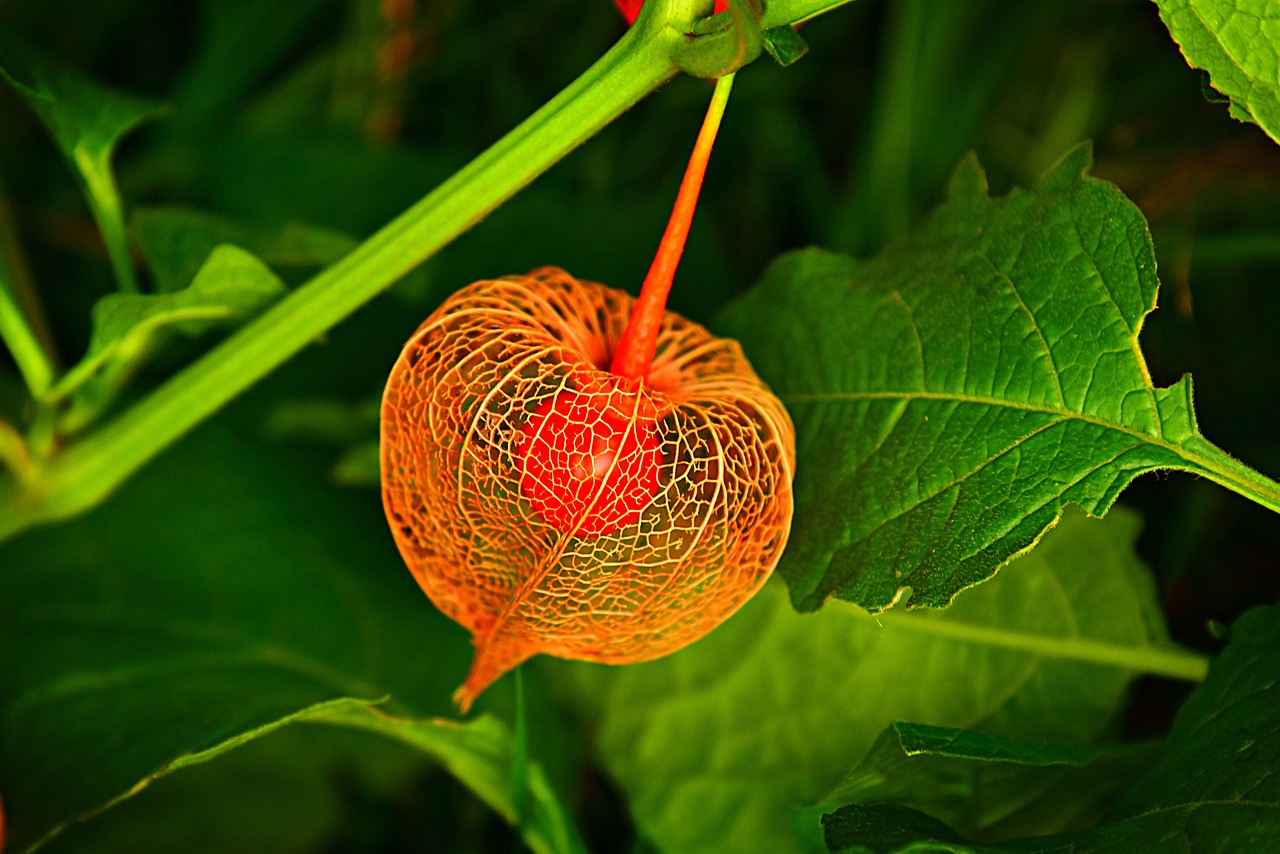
[133,207,357,294]
[52,244,285,431]
[823,603,1280,852]
[1154,0,1280,145]
[547,508,1192,853]
[0,36,163,293]
[762,25,810,66]
[718,143,1280,613]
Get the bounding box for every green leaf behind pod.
[819,723,1156,843]
[823,603,1280,852]
[717,143,1280,613]
[133,207,357,294]
[0,419,583,854]
[547,507,1198,854]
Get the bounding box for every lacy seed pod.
[381,268,794,710]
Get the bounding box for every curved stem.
[510,667,529,831]
[0,173,57,396]
[1182,437,1280,516]
[0,2,699,542]
[611,72,736,379]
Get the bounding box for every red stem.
[611,73,736,380]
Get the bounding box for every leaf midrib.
[781,388,1194,469]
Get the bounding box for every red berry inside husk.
[518,389,663,537]
[380,269,794,712]
[381,74,784,712]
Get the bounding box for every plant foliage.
[0,0,1278,851]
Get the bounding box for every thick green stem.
[77,149,141,294]
[0,2,696,541]
[1183,437,1280,516]
[0,271,53,398]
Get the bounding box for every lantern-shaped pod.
[381,267,794,710]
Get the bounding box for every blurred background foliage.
[1,0,1279,850]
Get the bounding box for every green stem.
[0,269,54,398]
[1183,437,1280,516]
[838,0,923,252]
[0,1,699,541]
[510,667,529,835]
[762,0,861,27]
[0,417,34,483]
[0,174,57,396]
[77,149,141,294]
[867,607,1210,683]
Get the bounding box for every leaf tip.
[946,151,989,202]
[1038,140,1095,191]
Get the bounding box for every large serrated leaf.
[1154,0,1280,145]
[51,244,285,431]
[717,143,1280,613]
[547,508,1198,854]
[823,603,1280,853]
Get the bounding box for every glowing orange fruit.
[380,268,794,711]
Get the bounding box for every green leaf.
[51,244,286,432]
[309,703,586,854]
[546,507,1202,854]
[762,25,810,66]
[821,723,1155,842]
[1154,0,1280,145]
[824,804,973,854]
[133,207,358,294]
[42,722,432,854]
[0,37,163,293]
[0,420,584,854]
[762,0,862,29]
[717,144,1280,613]
[822,603,1280,852]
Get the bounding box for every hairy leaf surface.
[718,144,1280,612]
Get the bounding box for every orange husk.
[380,268,795,711]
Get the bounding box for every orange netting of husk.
[381,267,795,711]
